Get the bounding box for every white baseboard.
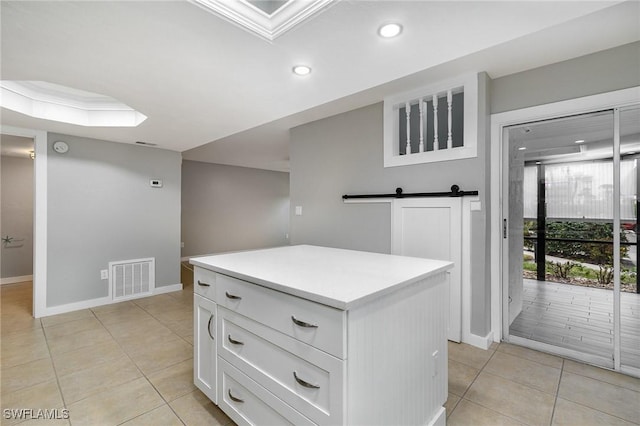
[463,331,494,350]
[427,407,446,426]
[154,283,183,294]
[40,283,184,318]
[43,296,113,317]
[0,275,33,285]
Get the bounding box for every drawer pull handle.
[197,280,210,287]
[228,389,244,403]
[225,291,242,300]
[291,316,318,328]
[207,315,214,340]
[293,371,320,389]
[227,335,244,345]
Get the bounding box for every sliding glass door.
[504,105,639,374]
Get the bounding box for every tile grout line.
[92,300,192,425]
[548,358,565,426]
[3,282,198,426]
[553,365,640,424]
[40,313,75,423]
[454,345,558,426]
[83,307,167,421]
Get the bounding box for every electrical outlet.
[180,241,185,248]
[100,269,109,280]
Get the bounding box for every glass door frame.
[490,87,640,377]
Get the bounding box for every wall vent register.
[109,257,155,301]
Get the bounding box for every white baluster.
[405,102,411,154]
[447,90,452,149]
[432,94,438,150]
[418,98,424,153]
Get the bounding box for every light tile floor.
[2,278,639,425]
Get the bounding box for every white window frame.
[383,72,478,167]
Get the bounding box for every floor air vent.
[109,258,155,301]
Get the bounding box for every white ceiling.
[1,1,638,172]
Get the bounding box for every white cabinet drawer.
[193,267,216,299]
[219,358,316,426]
[216,273,346,358]
[218,307,344,425]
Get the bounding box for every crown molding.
[190,0,336,41]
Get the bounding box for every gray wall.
[492,41,640,113]
[47,134,181,307]
[289,99,490,251]
[1,155,34,279]
[182,160,289,257]
[289,42,640,340]
[290,73,492,336]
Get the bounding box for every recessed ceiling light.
[378,23,402,38]
[518,147,527,151]
[574,139,585,144]
[292,65,311,76]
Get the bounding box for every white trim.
[464,331,494,351]
[0,81,146,127]
[507,335,613,369]
[0,125,47,319]
[490,86,640,342]
[190,0,335,41]
[461,196,481,347]
[44,296,113,317]
[500,126,511,339]
[0,275,33,285]
[154,283,183,294]
[40,283,184,317]
[383,72,478,167]
[620,365,640,379]
[427,406,446,426]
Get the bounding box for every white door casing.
[392,198,462,342]
[490,86,640,345]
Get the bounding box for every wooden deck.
[510,279,640,368]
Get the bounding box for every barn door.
[392,198,462,342]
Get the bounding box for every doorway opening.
[0,126,47,319]
[1,134,35,323]
[503,105,640,375]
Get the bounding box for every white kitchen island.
[191,245,453,426]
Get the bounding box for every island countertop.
[190,245,452,310]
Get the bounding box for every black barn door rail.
[342,185,478,200]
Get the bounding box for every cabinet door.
[194,294,217,403]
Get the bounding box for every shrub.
[549,261,577,279]
[546,221,629,269]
